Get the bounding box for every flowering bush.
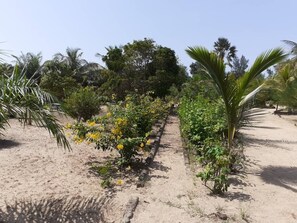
[69,93,169,165]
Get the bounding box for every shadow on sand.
[0,195,110,223]
[0,139,22,150]
[242,137,297,151]
[260,166,297,193]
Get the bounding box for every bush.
[178,96,226,146]
[63,87,101,121]
[70,93,169,165]
[178,95,231,194]
[197,141,231,194]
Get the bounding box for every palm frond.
[239,84,263,106]
[186,47,227,97]
[238,48,287,96]
[0,65,71,150]
[282,40,297,53]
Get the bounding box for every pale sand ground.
[1,109,297,222]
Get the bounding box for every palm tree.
[13,52,43,80]
[54,48,88,82]
[186,47,287,148]
[266,61,297,110]
[213,37,237,67]
[0,65,70,149]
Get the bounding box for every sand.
[1,109,297,222]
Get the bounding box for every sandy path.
[130,114,197,223]
[237,109,297,222]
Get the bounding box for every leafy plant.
[70,93,169,165]
[197,142,231,194]
[0,65,70,149]
[186,47,286,148]
[91,162,115,188]
[178,96,226,147]
[63,87,101,121]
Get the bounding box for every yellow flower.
[86,132,101,140]
[87,121,96,127]
[115,118,127,126]
[117,144,124,150]
[75,138,84,144]
[116,179,124,185]
[106,112,112,118]
[140,143,144,148]
[65,123,72,129]
[111,128,121,135]
[146,139,151,145]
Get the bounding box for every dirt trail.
[236,108,297,222]
[131,114,197,223]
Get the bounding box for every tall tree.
[213,37,237,67]
[231,55,249,78]
[13,52,42,80]
[186,46,286,148]
[54,48,88,83]
[266,60,297,110]
[99,38,186,98]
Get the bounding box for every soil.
[1,108,297,222]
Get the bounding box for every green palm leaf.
[0,65,70,150]
[186,46,286,148]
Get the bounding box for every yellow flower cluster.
[87,121,96,127]
[117,144,124,150]
[86,132,101,141]
[111,127,122,136]
[64,123,72,129]
[115,117,128,126]
[73,135,84,144]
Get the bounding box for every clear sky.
[1,0,296,70]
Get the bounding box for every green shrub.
[178,96,226,146]
[70,93,169,165]
[197,141,231,194]
[64,87,101,121]
[178,96,231,194]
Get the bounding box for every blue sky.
[1,0,296,70]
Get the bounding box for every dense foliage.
[179,96,230,193]
[186,46,286,148]
[63,87,102,121]
[70,93,170,165]
[265,59,297,110]
[100,38,188,99]
[0,65,70,149]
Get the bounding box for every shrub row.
[178,96,232,193]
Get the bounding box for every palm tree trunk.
[227,123,235,149]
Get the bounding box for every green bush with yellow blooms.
[68,93,170,165]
